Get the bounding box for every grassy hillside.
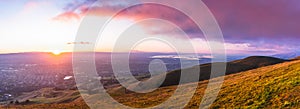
[161,56,287,87]
[207,60,300,108]
[105,59,300,108]
[1,88,88,109]
[3,58,300,109]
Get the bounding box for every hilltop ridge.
[161,56,287,87]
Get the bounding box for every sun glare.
[52,50,62,55]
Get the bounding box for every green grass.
[209,60,300,109]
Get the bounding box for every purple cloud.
[54,0,300,54]
[203,0,300,41]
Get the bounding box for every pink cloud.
[203,0,300,40]
[54,0,300,40]
[21,1,50,14]
[51,2,208,40]
[53,0,300,54]
[52,12,81,22]
[24,2,38,10]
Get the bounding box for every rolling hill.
[3,56,300,109]
[104,58,300,108]
[161,56,287,87]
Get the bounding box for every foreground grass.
[209,60,300,108]
[3,60,300,109]
[107,60,300,108]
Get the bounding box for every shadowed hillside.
[161,56,287,87]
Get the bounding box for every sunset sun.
[51,50,62,55]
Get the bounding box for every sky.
[0,0,299,55]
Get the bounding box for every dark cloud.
[115,4,203,38]
[53,0,138,20]
[55,0,300,53]
[203,0,300,41]
[54,1,204,38]
[63,0,96,12]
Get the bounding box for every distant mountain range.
[292,56,300,60]
[272,51,300,59]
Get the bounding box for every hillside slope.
[161,56,287,87]
[5,58,300,108]
[205,60,300,108]
[109,59,300,108]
